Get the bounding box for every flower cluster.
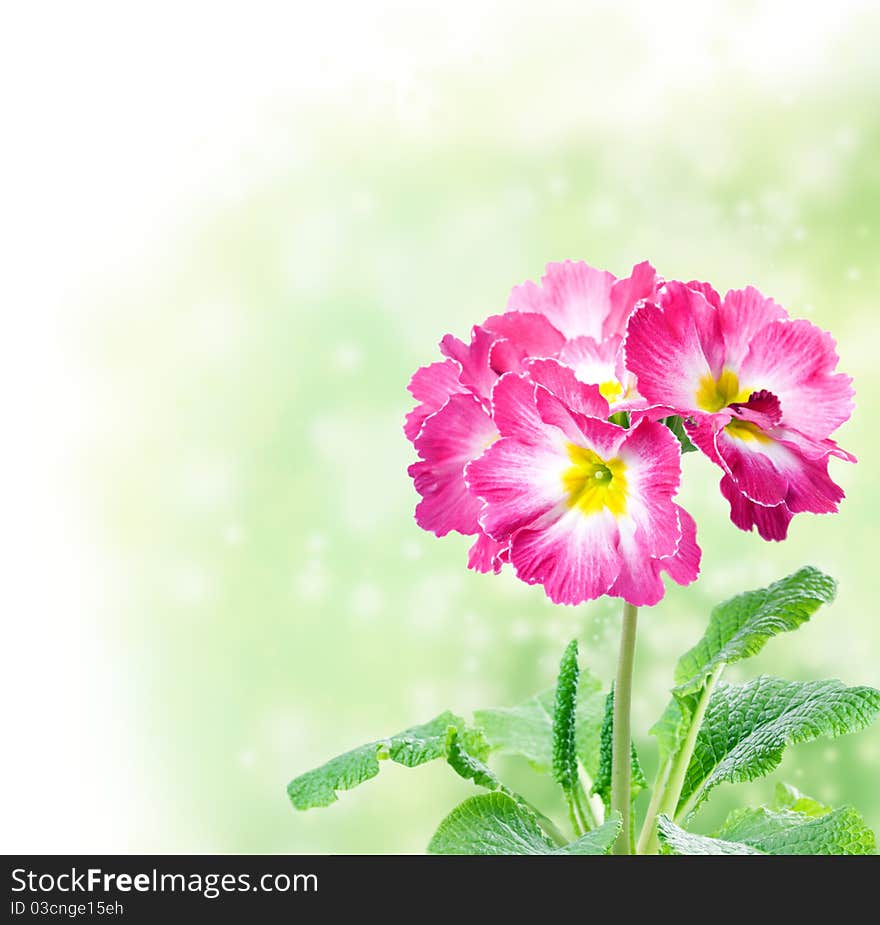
[405,261,854,607]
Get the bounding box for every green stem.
[533,806,569,848]
[641,664,724,854]
[567,800,584,839]
[635,755,672,855]
[611,602,639,855]
[575,770,601,830]
[572,793,590,835]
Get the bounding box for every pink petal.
[467,532,507,574]
[780,446,844,515]
[713,427,790,506]
[605,260,660,339]
[533,387,603,446]
[440,326,498,402]
[609,504,700,605]
[720,475,793,541]
[465,434,567,542]
[507,260,615,341]
[607,518,666,607]
[728,388,782,430]
[624,282,723,413]
[481,311,566,374]
[558,335,620,390]
[616,419,683,558]
[685,416,726,468]
[655,506,701,586]
[770,426,856,464]
[404,359,464,442]
[717,434,847,540]
[409,394,498,536]
[738,318,854,441]
[524,358,610,418]
[509,509,621,605]
[718,286,787,369]
[489,373,552,442]
[542,394,630,461]
[684,280,722,310]
[823,439,857,464]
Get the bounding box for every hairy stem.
[611,602,639,855]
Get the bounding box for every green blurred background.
[21,2,880,852]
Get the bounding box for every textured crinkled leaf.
[445,727,500,790]
[288,743,382,810]
[772,782,830,817]
[552,640,580,796]
[474,670,602,774]
[679,677,880,814]
[651,567,837,765]
[445,729,569,842]
[717,805,876,855]
[386,712,467,766]
[428,793,620,855]
[673,567,836,698]
[289,710,467,809]
[656,815,764,855]
[428,793,558,855]
[662,415,698,454]
[660,792,876,856]
[591,686,647,810]
[554,815,622,855]
[459,725,492,763]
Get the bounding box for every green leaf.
[428,793,555,855]
[656,815,764,855]
[678,677,880,815]
[552,640,580,797]
[427,793,620,855]
[385,713,466,766]
[717,804,876,855]
[289,711,470,810]
[288,743,383,810]
[555,815,622,855]
[772,782,830,817]
[591,686,647,811]
[659,791,877,856]
[446,728,574,846]
[474,670,604,775]
[651,567,839,767]
[444,727,500,791]
[662,415,698,454]
[673,566,837,698]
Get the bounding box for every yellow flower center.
[695,369,751,412]
[599,379,624,403]
[724,419,772,443]
[562,444,628,517]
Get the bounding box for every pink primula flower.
[465,372,700,606]
[625,281,855,540]
[502,259,658,408]
[406,259,660,574]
